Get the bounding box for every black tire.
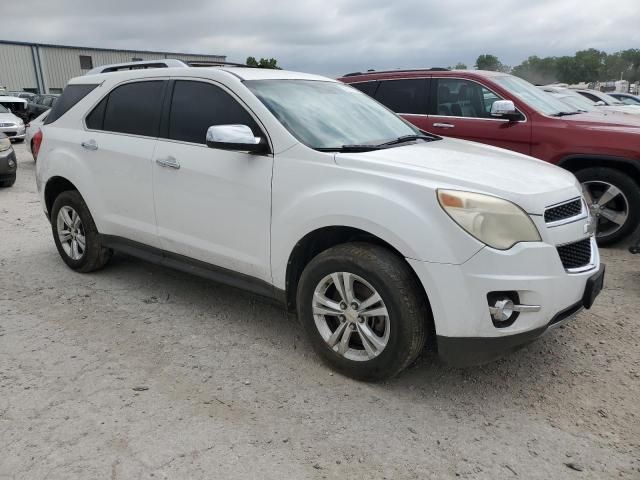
[575,167,640,246]
[51,190,112,273]
[296,242,428,381]
[0,176,16,188]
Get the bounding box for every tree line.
[456,49,640,85]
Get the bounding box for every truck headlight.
[437,189,541,250]
[0,137,11,152]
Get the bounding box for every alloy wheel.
[56,206,86,261]
[312,272,390,361]
[582,181,629,238]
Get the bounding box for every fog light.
[490,299,514,322]
[8,159,16,168]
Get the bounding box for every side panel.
[269,144,485,290]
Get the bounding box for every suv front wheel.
[51,190,112,272]
[576,167,640,246]
[297,243,428,381]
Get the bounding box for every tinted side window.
[102,81,165,137]
[167,80,260,144]
[86,97,107,130]
[434,78,505,118]
[45,84,98,124]
[374,79,426,114]
[350,81,378,97]
[578,91,601,103]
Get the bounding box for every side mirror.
[206,125,268,153]
[490,100,520,120]
[594,101,605,106]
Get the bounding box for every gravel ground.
[1,143,639,480]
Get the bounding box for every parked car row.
[338,69,640,245]
[33,60,605,379]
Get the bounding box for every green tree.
[454,62,467,70]
[511,55,558,84]
[246,56,280,69]
[475,54,503,71]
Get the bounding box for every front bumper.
[0,148,17,177]
[408,236,602,366]
[0,125,26,140]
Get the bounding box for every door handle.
[432,123,455,129]
[81,139,98,150]
[155,156,180,169]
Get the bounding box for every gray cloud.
[4,0,640,76]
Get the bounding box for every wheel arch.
[44,176,80,216]
[557,155,640,186]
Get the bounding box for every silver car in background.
[0,103,26,141]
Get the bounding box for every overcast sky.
[5,0,640,76]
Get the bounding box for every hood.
[0,112,23,125]
[558,110,640,131]
[335,138,580,215]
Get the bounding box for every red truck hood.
[560,111,640,132]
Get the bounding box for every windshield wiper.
[377,133,438,146]
[316,144,381,153]
[552,111,581,117]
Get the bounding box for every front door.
[419,77,532,155]
[152,79,273,282]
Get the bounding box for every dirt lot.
[1,143,639,479]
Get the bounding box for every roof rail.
[85,59,189,75]
[341,67,451,77]
[187,60,250,68]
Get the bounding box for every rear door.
[152,79,273,282]
[423,77,531,155]
[370,78,430,129]
[82,79,166,248]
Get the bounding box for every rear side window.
[167,80,260,144]
[349,81,378,97]
[87,81,165,137]
[44,85,96,124]
[374,79,427,114]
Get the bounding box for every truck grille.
[557,238,592,270]
[544,198,583,223]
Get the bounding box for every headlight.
[437,189,541,250]
[0,137,11,152]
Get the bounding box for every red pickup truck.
[339,69,640,245]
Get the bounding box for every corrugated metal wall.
[1,42,226,93]
[0,43,39,91]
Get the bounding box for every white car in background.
[539,86,635,117]
[35,61,603,380]
[0,102,26,141]
[573,88,640,115]
[26,110,49,160]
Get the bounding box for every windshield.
[245,80,421,150]
[617,95,640,106]
[550,92,596,112]
[494,75,578,116]
[599,92,625,106]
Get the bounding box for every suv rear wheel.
[296,242,427,381]
[576,167,640,246]
[51,190,112,272]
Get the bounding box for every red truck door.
[413,77,532,156]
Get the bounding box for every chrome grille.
[545,199,582,224]
[557,238,592,270]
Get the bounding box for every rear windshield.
[44,84,99,124]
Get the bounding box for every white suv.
[36,61,604,380]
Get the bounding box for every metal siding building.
[0,40,226,94]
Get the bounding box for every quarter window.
[167,80,260,144]
[350,81,378,97]
[87,81,165,137]
[434,78,506,118]
[374,79,426,114]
